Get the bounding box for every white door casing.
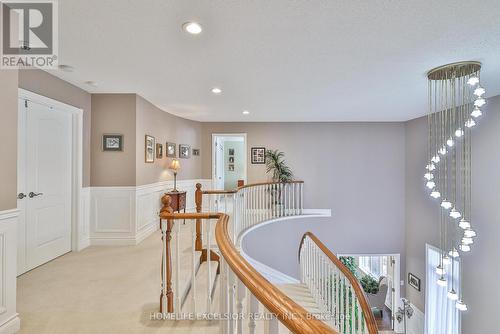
[17,89,84,275]
[211,133,248,190]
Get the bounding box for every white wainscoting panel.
[90,179,211,246]
[407,303,424,334]
[0,209,20,334]
[77,187,90,251]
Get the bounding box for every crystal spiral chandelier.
[425,61,485,312]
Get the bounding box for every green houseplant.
[265,150,293,213]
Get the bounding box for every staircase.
[159,181,379,334]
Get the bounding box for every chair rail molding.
[89,179,212,245]
[0,209,21,334]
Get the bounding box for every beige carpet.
[17,229,219,334]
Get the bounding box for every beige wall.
[405,95,500,332]
[135,95,202,186]
[203,122,407,269]
[91,94,137,186]
[18,69,92,187]
[0,70,19,211]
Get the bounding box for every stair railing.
[299,232,378,334]
[159,181,377,334]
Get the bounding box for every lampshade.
[169,159,181,171]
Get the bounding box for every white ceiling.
[49,0,500,122]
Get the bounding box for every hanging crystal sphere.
[459,219,471,229]
[430,190,441,199]
[455,128,464,137]
[471,107,482,118]
[464,229,476,238]
[435,265,446,275]
[459,244,471,252]
[442,255,451,265]
[449,248,459,258]
[437,276,448,287]
[438,147,447,155]
[474,86,485,97]
[446,138,454,147]
[474,97,486,107]
[426,181,436,189]
[467,76,479,86]
[424,173,433,180]
[465,119,476,128]
[426,163,436,171]
[456,300,468,311]
[462,237,474,245]
[447,290,459,301]
[449,208,462,219]
[441,200,452,209]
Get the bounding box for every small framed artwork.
[408,273,421,291]
[156,143,163,159]
[192,148,200,156]
[229,148,235,156]
[102,134,123,151]
[228,164,235,171]
[145,135,155,163]
[166,142,176,158]
[229,156,234,163]
[251,147,266,164]
[179,144,191,159]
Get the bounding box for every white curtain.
[425,244,460,334]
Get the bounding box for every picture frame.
[228,148,235,156]
[102,134,123,151]
[192,148,200,156]
[145,135,155,163]
[179,144,191,159]
[228,164,235,171]
[408,273,421,291]
[166,142,176,158]
[251,147,266,164]
[156,143,163,159]
[229,156,234,163]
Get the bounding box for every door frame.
[211,133,247,189]
[337,252,403,333]
[18,88,84,255]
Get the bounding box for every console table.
[163,191,186,221]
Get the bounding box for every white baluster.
[300,183,304,215]
[264,310,279,334]
[175,220,181,313]
[219,258,228,334]
[248,293,258,334]
[207,217,212,312]
[228,270,235,334]
[160,219,167,313]
[236,279,246,334]
[191,217,197,313]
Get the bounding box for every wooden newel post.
[160,194,174,313]
[195,183,203,251]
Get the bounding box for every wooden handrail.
[215,214,337,334]
[298,232,379,334]
[199,180,305,195]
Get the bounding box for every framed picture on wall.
[166,142,176,157]
[145,135,155,163]
[229,148,235,156]
[251,147,266,164]
[102,134,123,151]
[156,143,163,159]
[228,164,234,171]
[192,148,200,156]
[229,156,234,163]
[179,144,191,159]
[408,273,421,291]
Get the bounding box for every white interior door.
[214,137,225,189]
[17,99,72,274]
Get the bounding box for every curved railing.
[158,181,377,334]
[299,233,378,334]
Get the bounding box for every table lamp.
[169,159,181,192]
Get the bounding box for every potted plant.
[265,150,293,214]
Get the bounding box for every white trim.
[89,179,212,246]
[407,302,425,334]
[211,133,248,188]
[17,89,84,255]
[0,314,20,334]
[0,210,19,220]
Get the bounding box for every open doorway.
[338,253,402,333]
[212,134,247,190]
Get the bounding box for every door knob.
[17,193,27,199]
[29,192,43,198]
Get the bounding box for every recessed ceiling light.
[211,87,222,94]
[183,22,202,35]
[242,110,250,115]
[58,64,74,72]
[84,81,98,87]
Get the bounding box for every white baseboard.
[406,303,424,334]
[0,315,20,334]
[89,179,211,246]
